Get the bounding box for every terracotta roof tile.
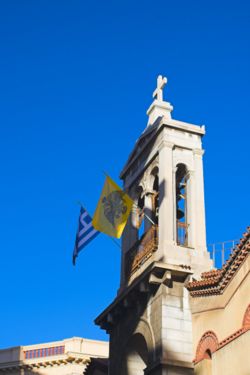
[186,226,250,297]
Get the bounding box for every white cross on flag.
[73,206,99,265]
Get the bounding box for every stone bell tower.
[95,76,212,375]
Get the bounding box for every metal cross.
[153,75,167,102]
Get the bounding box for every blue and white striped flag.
[73,206,99,265]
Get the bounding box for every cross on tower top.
[153,75,167,102]
[146,74,173,126]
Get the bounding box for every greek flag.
[73,206,99,265]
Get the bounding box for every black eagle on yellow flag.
[92,176,133,238]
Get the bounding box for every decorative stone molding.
[194,303,250,364]
[138,179,147,197]
[95,262,192,334]
[147,157,159,178]
[193,148,205,156]
[0,355,90,373]
[194,331,219,363]
[188,170,195,177]
[243,304,250,330]
[134,157,159,197]
[218,327,245,350]
[158,140,174,151]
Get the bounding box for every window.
[151,171,159,225]
[176,164,188,246]
[137,191,145,239]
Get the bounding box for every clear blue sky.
[0,0,249,348]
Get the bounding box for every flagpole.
[102,170,109,179]
[141,209,156,226]
[109,237,122,249]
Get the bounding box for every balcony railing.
[125,225,158,279]
[24,346,65,359]
[208,239,239,268]
[177,221,188,246]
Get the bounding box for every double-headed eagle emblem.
[102,191,128,228]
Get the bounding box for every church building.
[95,76,250,375]
[187,227,250,375]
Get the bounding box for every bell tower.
[95,76,212,375]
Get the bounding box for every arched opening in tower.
[137,190,145,239]
[176,163,188,246]
[151,167,159,225]
[121,333,148,375]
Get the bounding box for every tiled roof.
[186,227,250,297]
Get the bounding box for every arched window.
[137,187,145,239]
[133,166,159,241]
[176,163,189,246]
[151,167,159,225]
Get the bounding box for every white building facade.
[0,337,108,375]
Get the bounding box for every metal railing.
[24,346,65,359]
[177,221,188,247]
[125,225,158,279]
[207,239,239,268]
[125,230,238,275]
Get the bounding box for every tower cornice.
[193,148,205,156]
[120,119,205,180]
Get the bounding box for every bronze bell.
[177,208,184,219]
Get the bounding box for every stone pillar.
[158,141,174,259]
[172,166,177,244]
[187,170,196,249]
[193,149,206,252]
[120,199,138,289]
[144,280,194,375]
[161,283,193,368]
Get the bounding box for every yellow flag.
[92,176,133,238]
